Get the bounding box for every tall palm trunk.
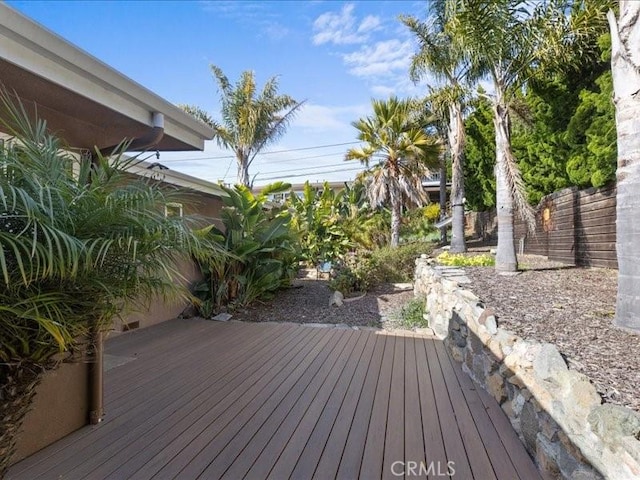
[390,194,402,248]
[236,151,250,188]
[493,100,518,272]
[439,154,448,245]
[449,102,466,253]
[608,4,640,332]
[0,363,44,477]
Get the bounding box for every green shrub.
[328,267,363,294]
[436,251,495,267]
[355,241,435,289]
[0,92,210,475]
[401,206,439,243]
[392,299,428,329]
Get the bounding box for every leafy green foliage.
[465,32,616,210]
[391,299,428,329]
[511,33,616,203]
[328,266,364,295]
[286,181,353,266]
[194,183,298,313]
[400,205,440,243]
[463,94,496,211]
[286,180,391,267]
[0,93,209,474]
[0,107,203,363]
[565,69,616,188]
[356,242,435,290]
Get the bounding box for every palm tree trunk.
[0,363,43,477]
[608,5,640,332]
[390,196,402,248]
[236,151,250,188]
[493,101,518,272]
[449,102,466,253]
[439,154,448,245]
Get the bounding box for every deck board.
[434,340,497,479]
[8,319,541,480]
[77,323,303,479]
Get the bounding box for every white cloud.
[370,77,428,98]
[343,39,413,78]
[294,103,369,131]
[312,3,381,45]
[200,1,288,40]
[357,15,381,34]
[370,84,396,97]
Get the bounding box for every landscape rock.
[486,372,506,403]
[533,343,569,383]
[329,290,344,307]
[588,404,640,442]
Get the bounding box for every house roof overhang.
[0,3,214,152]
[126,160,228,198]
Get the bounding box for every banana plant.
[194,183,298,312]
[287,181,353,266]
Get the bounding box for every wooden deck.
[8,319,541,479]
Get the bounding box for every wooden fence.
[465,185,617,269]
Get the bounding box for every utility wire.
[256,166,365,182]
[254,161,355,176]
[252,151,346,165]
[160,141,360,163]
[222,163,361,181]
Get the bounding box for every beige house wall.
[115,188,222,332]
[11,361,89,464]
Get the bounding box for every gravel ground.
[233,277,416,329]
[464,254,639,413]
[233,256,639,413]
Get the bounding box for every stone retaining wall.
[414,256,640,480]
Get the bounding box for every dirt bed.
[464,254,639,413]
[233,278,415,329]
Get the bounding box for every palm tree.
[402,7,470,253]
[607,2,640,332]
[446,0,605,271]
[181,66,304,188]
[346,97,440,247]
[0,92,213,475]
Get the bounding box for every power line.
[222,162,360,181]
[256,165,365,182]
[252,151,346,165]
[254,161,354,176]
[160,141,360,163]
[217,152,350,180]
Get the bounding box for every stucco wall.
[11,361,89,464]
[115,186,221,332]
[118,257,202,331]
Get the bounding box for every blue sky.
[8,0,430,187]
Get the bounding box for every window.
[164,202,183,218]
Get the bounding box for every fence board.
[467,185,617,269]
